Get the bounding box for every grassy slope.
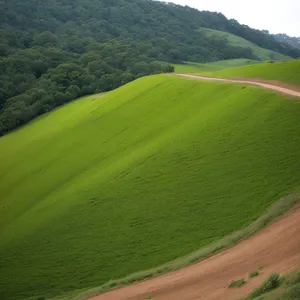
[198,28,291,61]
[200,60,300,86]
[1,76,300,299]
[173,58,259,73]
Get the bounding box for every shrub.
[228,278,246,288]
[249,271,260,279]
[246,273,280,299]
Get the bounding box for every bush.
[246,273,280,299]
[249,270,260,279]
[228,278,246,288]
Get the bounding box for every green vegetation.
[245,270,300,300]
[281,270,300,289]
[275,34,300,50]
[174,59,259,73]
[249,271,260,279]
[1,0,300,135]
[1,75,300,300]
[198,28,291,61]
[201,60,300,86]
[228,278,246,288]
[246,273,281,299]
[73,194,299,300]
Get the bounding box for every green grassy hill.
[198,28,291,61]
[200,60,300,86]
[1,75,300,300]
[173,58,259,73]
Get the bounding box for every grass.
[245,269,300,300]
[249,271,260,279]
[246,273,280,299]
[198,28,291,61]
[281,269,300,289]
[228,278,246,288]
[173,58,258,74]
[199,60,300,86]
[1,75,300,300]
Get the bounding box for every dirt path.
[90,204,300,300]
[174,74,300,98]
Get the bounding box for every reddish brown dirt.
[174,74,300,98]
[90,204,300,300]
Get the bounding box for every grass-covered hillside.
[175,60,300,86]
[174,58,259,73]
[1,75,300,300]
[198,28,291,61]
[202,60,300,86]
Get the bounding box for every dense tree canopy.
[274,34,300,50]
[1,0,299,135]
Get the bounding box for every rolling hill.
[1,75,300,300]
[198,28,291,61]
[199,60,300,86]
[2,0,300,136]
[173,58,260,74]
[175,60,300,86]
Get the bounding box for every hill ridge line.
[174,74,300,98]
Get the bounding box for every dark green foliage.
[228,278,246,288]
[246,273,280,299]
[275,34,300,50]
[1,0,299,135]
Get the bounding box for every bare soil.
[174,74,300,98]
[90,204,300,300]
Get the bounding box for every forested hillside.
[275,34,300,50]
[1,0,300,135]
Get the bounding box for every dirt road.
[90,204,300,300]
[175,74,300,98]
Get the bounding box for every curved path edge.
[72,192,300,300]
[174,74,300,98]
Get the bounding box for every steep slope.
[198,28,291,61]
[1,75,300,299]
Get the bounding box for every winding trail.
[90,204,300,300]
[174,74,300,98]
